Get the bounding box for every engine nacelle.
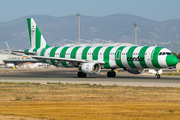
[81,63,101,74]
[125,68,145,74]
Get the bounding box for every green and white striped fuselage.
[26,45,174,69]
[20,18,178,78]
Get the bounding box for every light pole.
[133,23,140,45]
[76,13,82,46]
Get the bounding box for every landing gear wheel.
[155,74,161,79]
[107,71,116,77]
[154,68,161,79]
[78,71,87,78]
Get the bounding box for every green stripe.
[115,46,126,68]
[151,47,163,68]
[92,46,103,60]
[24,49,29,52]
[60,47,70,67]
[49,47,59,66]
[139,46,149,68]
[27,18,31,47]
[127,46,137,68]
[61,62,69,67]
[40,48,48,63]
[24,49,29,55]
[104,46,114,68]
[40,45,51,56]
[45,44,51,48]
[49,47,59,57]
[40,48,47,56]
[71,46,81,59]
[33,48,38,52]
[60,47,70,58]
[36,26,41,48]
[82,46,91,60]
[43,60,47,63]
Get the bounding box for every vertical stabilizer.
[27,18,50,49]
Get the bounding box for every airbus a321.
[12,18,178,79]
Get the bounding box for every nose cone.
[166,55,178,66]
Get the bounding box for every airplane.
[12,18,178,79]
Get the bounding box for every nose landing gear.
[154,68,161,79]
[155,74,161,79]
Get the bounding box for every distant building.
[0,54,9,65]
[3,55,37,65]
[0,49,37,67]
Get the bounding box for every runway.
[0,68,180,87]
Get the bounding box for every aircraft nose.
[166,55,178,66]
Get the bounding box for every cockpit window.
[159,52,172,55]
[162,52,166,55]
[166,52,171,55]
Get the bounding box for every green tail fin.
[27,18,50,49]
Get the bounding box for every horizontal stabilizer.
[11,50,36,55]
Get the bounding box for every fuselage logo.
[127,56,144,61]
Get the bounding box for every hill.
[0,14,180,52]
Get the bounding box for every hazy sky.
[0,0,179,22]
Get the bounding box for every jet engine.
[81,63,101,74]
[125,68,145,74]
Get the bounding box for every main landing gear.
[107,69,116,77]
[154,68,161,79]
[77,71,86,78]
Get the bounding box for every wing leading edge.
[29,55,105,64]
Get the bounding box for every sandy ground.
[0,115,48,120]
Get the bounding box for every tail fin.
[27,18,50,49]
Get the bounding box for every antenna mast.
[76,13,82,46]
[133,23,140,45]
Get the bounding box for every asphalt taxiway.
[0,68,180,87]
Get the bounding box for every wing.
[31,55,105,64]
[10,50,105,64]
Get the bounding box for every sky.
[0,0,179,22]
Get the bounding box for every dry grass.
[162,72,180,76]
[0,82,180,120]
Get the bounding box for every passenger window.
[159,52,162,55]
